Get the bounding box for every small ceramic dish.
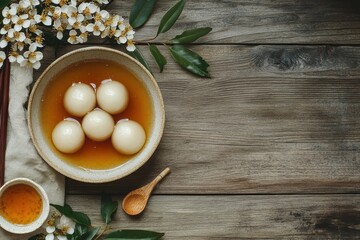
[28,47,165,183]
[0,178,50,234]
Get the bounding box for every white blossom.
[78,2,98,19]
[53,19,65,40]
[0,25,11,35]
[100,26,110,38]
[20,0,40,8]
[78,25,88,43]
[117,34,127,44]
[34,13,52,26]
[52,6,63,20]
[0,0,136,69]
[2,6,17,25]
[21,43,43,69]
[95,0,109,4]
[8,50,25,63]
[8,54,19,63]
[117,17,126,31]
[127,29,135,39]
[45,225,56,240]
[99,10,110,21]
[67,29,80,44]
[8,29,26,42]
[69,0,78,7]
[16,42,26,51]
[30,0,40,6]
[45,234,54,240]
[11,14,31,31]
[0,36,9,48]
[57,215,76,236]
[65,5,85,27]
[86,21,105,36]
[34,34,44,48]
[108,15,121,28]
[126,40,136,52]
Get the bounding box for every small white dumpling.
[82,108,114,141]
[112,119,146,155]
[52,119,85,153]
[64,83,96,117]
[96,80,129,114]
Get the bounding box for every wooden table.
[36,1,360,239]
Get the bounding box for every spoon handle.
[143,167,170,197]
[154,167,171,183]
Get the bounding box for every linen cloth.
[0,64,65,239]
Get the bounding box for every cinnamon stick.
[0,58,10,186]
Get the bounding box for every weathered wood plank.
[35,45,360,194]
[65,194,360,239]
[92,0,360,44]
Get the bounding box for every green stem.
[94,224,111,240]
[134,35,158,43]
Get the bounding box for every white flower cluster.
[44,211,76,240]
[0,0,135,69]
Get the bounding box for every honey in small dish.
[0,184,42,225]
[40,60,153,170]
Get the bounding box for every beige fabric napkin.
[0,64,65,239]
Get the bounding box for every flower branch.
[0,0,135,70]
[29,195,164,240]
[129,0,212,77]
[0,0,212,77]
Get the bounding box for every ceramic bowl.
[0,178,50,234]
[28,47,165,183]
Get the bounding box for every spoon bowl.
[122,167,170,215]
[122,194,147,215]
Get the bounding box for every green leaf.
[51,203,73,215]
[51,204,91,226]
[170,27,212,44]
[75,223,89,236]
[101,195,118,224]
[66,234,76,240]
[169,45,210,78]
[130,0,157,29]
[127,48,152,74]
[0,0,11,10]
[157,0,185,36]
[105,230,164,240]
[149,45,167,72]
[77,227,100,240]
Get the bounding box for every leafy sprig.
[129,0,157,29]
[0,0,211,77]
[29,196,164,240]
[129,0,212,78]
[51,203,92,226]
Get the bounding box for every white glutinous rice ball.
[52,119,85,153]
[64,82,96,117]
[82,108,115,141]
[112,119,146,155]
[96,79,129,114]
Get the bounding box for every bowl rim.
[0,178,50,234]
[27,46,165,183]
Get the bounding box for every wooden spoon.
[122,167,170,215]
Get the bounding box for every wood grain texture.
[29,2,360,239]
[34,44,360,194]
[66,194,360,239]
[92,0,360,44]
